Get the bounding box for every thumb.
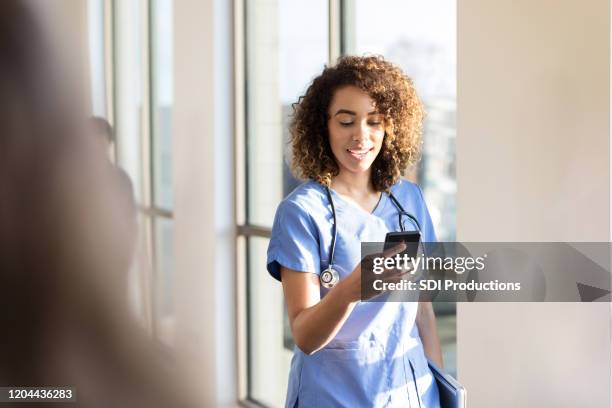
[382,242,406,259]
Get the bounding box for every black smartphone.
[384,231,421,258]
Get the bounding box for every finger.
[381,242,407,259]
[383,267,416,283]
[386,272,411,285]
[389,269,413,280]
[397,268,413,277]
[384,266,412,277]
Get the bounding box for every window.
[150,0,175,346]
[87,0,107,118]
[243,1,329,405]
[87,0,175,346]
[343,0,458,377]
[239,1,458,405]
[342,0,457,242]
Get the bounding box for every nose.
[352,121,369,142]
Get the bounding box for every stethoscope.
[319,186,422,289]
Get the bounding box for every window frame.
[235,0,457,404]
[97,0,175,343]
[235,1,341,406]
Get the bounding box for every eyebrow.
[333,109,380,116]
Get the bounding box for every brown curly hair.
[289,55,424,192]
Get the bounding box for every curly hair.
[289,55,424,192]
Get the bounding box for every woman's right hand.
[339,242,410,303]
[281,243,411,354]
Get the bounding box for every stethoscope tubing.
[324,186,421,275]
[324,186,338,271]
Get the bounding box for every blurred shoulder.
[276,180,327,215]
[389,178,424,203]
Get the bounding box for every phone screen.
[384,231,421,258]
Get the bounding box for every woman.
[267,55,443,407]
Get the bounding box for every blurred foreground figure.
[88,115,137,266]
[0,2,197,407]
[89,116,136,220]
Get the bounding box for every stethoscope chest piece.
[320,267,339,288]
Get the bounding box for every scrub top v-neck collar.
[327,186,388,218]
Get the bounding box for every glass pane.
[155,216,175,347]
[87,0,106,117]
[246,0,329,227]
[151,0,174,211]
[344,0,457,242]
[247,237,291,407]
[114,0,144,204]
[127,212,153,324]
[344,0,457,377]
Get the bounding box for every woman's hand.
[339,242,411,303]
[281,243,413,354]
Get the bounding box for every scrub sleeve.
[267,200,321,281]
[266,199,324,408]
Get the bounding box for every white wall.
[173,0,236,406]
[457,0,610,406]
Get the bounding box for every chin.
[343,162,374,174]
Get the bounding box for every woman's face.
[327,85,385,178]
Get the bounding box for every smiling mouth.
[347,147,374,160]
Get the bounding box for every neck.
[331,170,374,196]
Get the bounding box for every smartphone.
[383,231,422,280]
[384,231,421,258]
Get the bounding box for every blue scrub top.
[267,179,441,408]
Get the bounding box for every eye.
[339,121,354,127]
[368,114,384,127]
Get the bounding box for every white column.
[173,0,236,406]
[458,0,610,406]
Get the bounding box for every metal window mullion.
[237,224,271,239]
[339,0,355,56]
[234,0,249,402]
[140,213,156,334]
[235,0,247,228]
[110,0,119,160]
[140,0,158,338]
[329,0,341,63]
[104,0,115,126]
[141,0,153,211]
[148,0,158,212]
[140,206,173,219]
